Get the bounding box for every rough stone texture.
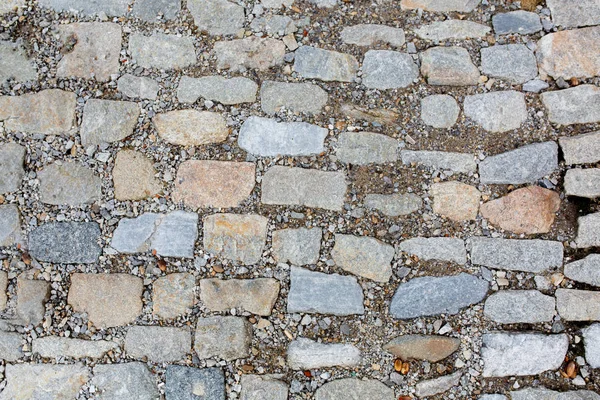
[492,11,542,35]
[91,363,158,400]
[341,104,399,125]
[542,85,600,126]
[421,94,460,129]
[0,143,25,194]
[565,169,600,198]
[260,81,328,115]
[113,150,162,201]
[559,131,600,165]
[32,337,119,359]
[173,160,255,209]
[383,335,460,362]
[464,91,527,133]
[480,186,561,234]
[203,213,268,265]
[166,366,225,400]
[390,273,488,319]
[480,396,508,400]
[287,338,361,369]
[272,227,322,265]
[537,27,600,80]
[29,222,101,264]
[37,0,129,15]
[240,375,288,400]
[1,364,89,400]
[294,46,359,82]
[481,333,568,377]
[364,193,422,217]
[261,166,347,211]
[80,99,140,147]
[335,131,397,165]
[362,50,419,89]
[112,211,198,258]
[479,141,558,184]
[481,44,538,84]
[564,254,600,287]
[178,75,258,105]
[415,372,461,398]
[187,0,245,36]
[575,212,600,248]
[56,23,121,82]
[239,116,327,156]
[287,266,364,316]
[484,290,556,324]
[0,331,22,361]
[470,237,563,273]
[250,15,296,36]
[132,0,180,22]
[420,46,480,86]
[0,89,76,135]
[39,162,102,206]
[194,316,251,360]
[117,74,160,100]
[546,0,600,28]
[341,24,405,47]
[0,204,23,247]
[153,273,195,319]
[400,150,476,173]
[16,276,49,326]
[0,40,36,85]
[214,37,285,72]
[68,273,143,328]
[415,20,490,41]
[0,0,25,14]
[332,234,394,282]
[315,378,395,400]
[129,33,196,70]
[397,237,467,265]
[556,289,600,321]
[431,181,481,221]
[200,278,280,316]
[0,271,7,310]
[125,326,191,363]
[583,324,600,368]
[153,109,228,146]
[400,0,480,12]
[511,388,600,400]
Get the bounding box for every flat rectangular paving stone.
[272,227,322,265]
[240,375,288,400]
[91,363,158,400]
[576,212,600,248]
[1,363,89,400]
[398,237,467,265]
[364,192,422,217]
[294,46,358,82]
[132,0,181,22]
[125,326,191,363]
[463,91,528,133]
[0,204,23,247]
[199,278,280,316]
[0,331,23,361]
[583,324,600,369]
[153,109,228,146]
[260,80,328,115]
[480,44,538,84]
[415,20,491,41]
[316,378,395,400]
[492,11,542,35]
[341,24,405,47]
[335,131,398,165]
[541,85,600,126]
[261,166,347,211]
[362,50,419,89]
[129,33,196,70]
[80,99,140,147]
[415,371,461,398]
[556,289,600,321]
[0,40,37,86]
[420,46,480,86]
[484,290,556,324]
[559,131,600,165]
[188,0,245,36]
[178,75,258,105]
[0,142,25,194]
[331,234,394,282]
[37,0,130,16]
[511,388,600,400]
[546,0,600,28]
[152,273,196,319]
[29,222,101,264]
[166,366,225,400]
[400,150,476,173]
[564,254,600,287]
[565,168,600,198]
[400,0,481,12]
[38,162,102,206]
[287,338,361,369]
[32,336,119,359]
[16,276,49,326]
[469,237,563,273]
[117,74,160,100]
[287,266,364,316]
[194,316,252,361]
[214,37,285,72]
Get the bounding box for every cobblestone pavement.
[0,0,600,398]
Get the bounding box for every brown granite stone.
[113,150,162,201]
[384,335,460,362]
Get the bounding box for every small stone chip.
[80,99,140,147]
[194,316,252,361]
[200,278,280,316]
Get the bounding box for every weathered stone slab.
[341,24,405,47]
[315,379,395,400]
[0,272,7,310]
[390,273,488,319]
[332,234,394,282]
[166,366,225,400]
[583,324,600,369]
[421,46,479,86]
[153,273,195,319]
[1,364,89,400]
[0,40,37,85]
[287,266,364,315]
[341,104,399,125]
[522,79,549,93]
[203,213,268,265]
[479,141,558,184]
[469,237,563,273]
[29,222,101,264]
[200,278,280,316]
[56,23,121,82]
[416,372,461,398]
[576,212,600,248]
[0,205,23,247]
[542,85,600,126]
[384,335,460,362]
[400,0,480,12]
[362,50,418,89]
[261,166,347,211]
[194,316,251,360]
[0,143,25,194]
[511,388,600,400]
[0,331,22,361]
[39,162,101,206]
[431,181,481,222]
[117,74,160,100]
[214,37,285,72]
[287,338,361,369]
[16,277,49,326]
[272,227,321,265]
[484,290,556,324]
[481,44,537,84]
[132,0,180,22]
[129,33,196,70]
[364,193,422,217]
[559,131,600,165]
[415,20,490,40]
[0,89,76,135]
[421,94,459,129]
[556,289,600,321]
[335,131,398,165]
[173,160,255,209]
[91,363,158,399]
[464,91,527,133]
[113,150,162,201]
[397,237,466,265]
[68,273,143,328]
[178,76,258,105]
[188,0,245,36]
[401,150,476,173]
[565,169,600,198]
[481,333,568,377]
[294,46,358,82]
[37,0,129,15]
[260,81,328,115]
[125,326,191,363]
[33,337,118,359]
[564,254,600,287]
[240,375,288,400]
[546,0,600,28]
[154,109,228,146]
[80,99,140,147]
[492,11,542,35]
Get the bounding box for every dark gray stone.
[166,366,225,400]
[29,222,101,264]
[492,11,542,35]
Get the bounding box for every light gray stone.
[15,277,49,326]
[583,323,600,368]
[240,375,288,400]
[37,0,129,15]
[261,166,347,211]
[546,0,600,28]
[492,11,542,35]
[315,378,395,400]
[0,205,23,247]
[362,50,418,89]
[364,193,422,217]
[309,0,337,7]
[542,85,600,126]
[0,331,22,361]
[523,79,549,93]
[564,254,600,287]
[153,109,228,146]
[272,228,321,265]
[91,363,158,400]
[0,40,36,85]
[397,237,467,265]
[287,338,361,370]
[178,75,257,105]
[80,99,140,147]
[479,141,558,184]
[132,0,180,22]
[166,366,225,400]
[1,363,89,400]
[335,131,398,165]
[38,162,102,206]
[129,33,196,70]
[0,272,7,310]
[32,337,118,359]
[188,0,245,36]
[400,0,481,12]
[260,81,328,115]
[400,150,476,173]
[421,46,479,86]
[481,333,568,377]
[481,44,537,84]
[332,234,394,282]
[294,46,358,82]
[415,372,461,398]
[287,266,364,316]
[480,395,507,400]
[200,278,280,316]
[125,326,191,363]
[560,131,600,165]
[556,289,600,321]
[464,91,527,133]
[484,290,556,324]
[0,143,25,194]
[261,0,294,7]
[390,273,488,319]
[152,273,196,319]
[421,94,459,129]
[341,24,405,47]
[117,74,160,100]
[511,388,600,400]
[576,212,600,248]
[415,20,490,41]
[194,316,251,361]
[214,37,285,72]
[565,169,600,198]
[29,222,101,264]
[469,237,563,273]
[0,0,25,14]
[250,15,296,36]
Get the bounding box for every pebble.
[260,81,328,115]
[125,326,191,363]
[364,193,422,217]
[154,109,228,146]
[420,94,460,129]
[294,46,359,82]
[113,149,162,201]
[341,24,405,47]
[0,204,23,247]
[420,46,480,86]
[556,289,600,321]
[564,254,600,287]
[214,37,285,72]
[362,50,419,89]
[117,74,160,100]
[32,337,119,359]
[38,162,102,206]
[335,131,398,164]
[480,44,538,84]
[152,273,195,319]
[542,85,600,125]
[129,33,196,70]
[80,99,140,147]
[484,290,556,324]
[0,40,37,85]
[91,363,158,399]
[331,234,395,282]
[383,335,460,362]
[415,371,462,398]
[582,324,600,368]
[287,338,361,369]
[240,375,288,400]
[29,222,102,264]
[492,11,542,35]
[166,366,225,400]
[397,237,467,265]
[188,0,245,36]
[575,212,600,248]
[400,150,476,173]
[132,0,180,22]
[464,91,527,133]
[415,20,490,41]
[565,169,600,198]
[194,316,251,360]
[1,364,89,399]
[272,227,322,265]
[200,278,280,316]
[545,0,600,28]
[559,131,600,165]
[37,0,129,15]
[431,181,481,221]
[315,378,395,400]
[178,75,258,105]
